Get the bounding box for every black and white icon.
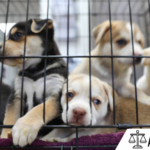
[129,130,147,149]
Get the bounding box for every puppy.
[137,48,150,96]
[41,74,116,142]
[72,20,150,105]
[0,19,66,147]
[41,74,150,143]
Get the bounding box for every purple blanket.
[0,132,124,150]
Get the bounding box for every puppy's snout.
[134,51,142,56]
[73,107,86,119]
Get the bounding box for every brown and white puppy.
[72,20,150,105]
[0,19,66,147]
[41,74,117,142]
[41,74,150,143]
[137,48,150,96]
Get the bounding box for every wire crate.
[0,0,150,149]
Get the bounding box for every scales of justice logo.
[129,130,147,149]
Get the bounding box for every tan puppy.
[41,74,150,143]
[137,48,150,96]
[41,74,117,142]
[72,20,150,105]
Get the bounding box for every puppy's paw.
[41,137,69,143]
[41,137,58,143]
[142,58,150,66]
[142,48,150,66]
[12,116,44,147]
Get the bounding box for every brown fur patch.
[116,97,150,125]
[10,27,18,35]
[1,100,20,138]
[2,35,42,66]
[31,19,53,33]
[101,21,128,43]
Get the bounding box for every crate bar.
[12,145,15,150]
[0,0,10,122]
[20,0,30,117]
[76,128,78,150]
[0,145,117,149]
[0,0,147,2]
[147,0,150,46]
[43,0,49,124]
[70,146,73,150]
[2,124,150,129]
[108,0,116,125]
[128,0,139,124]
[145,14,150,46]
[66,0,70,125]
[140,1,149,46]
[138,4,145,128]
[88,0,92,126]
[0,13,144,17]
[0,55,150,59]
[1,55,150,59]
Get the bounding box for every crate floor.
[0,132,124,150]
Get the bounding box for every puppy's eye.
[67,92,74,98]
[116,39,127,46]
[93,99,101,105]
[13,32,23,40]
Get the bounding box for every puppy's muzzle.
[73,107,86,120]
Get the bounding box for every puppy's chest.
[14,75,61,111]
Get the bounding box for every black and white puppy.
[0,19,66,147]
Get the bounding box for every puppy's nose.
[134,51,142,56]
[73,107,86,119]
[0,45,2,49]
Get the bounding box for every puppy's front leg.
[117,83,150,105]
[1,96,21,138]
[12,96,59,147]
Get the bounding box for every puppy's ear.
[31,19,53,33]
[103,83,118,111]
[92,20,110,45]
[142,48,150,66]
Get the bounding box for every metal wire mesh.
[0,0,150,149]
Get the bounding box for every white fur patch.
[126,22,134,34]
[136,32,141,41]
[14,74,65,111]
